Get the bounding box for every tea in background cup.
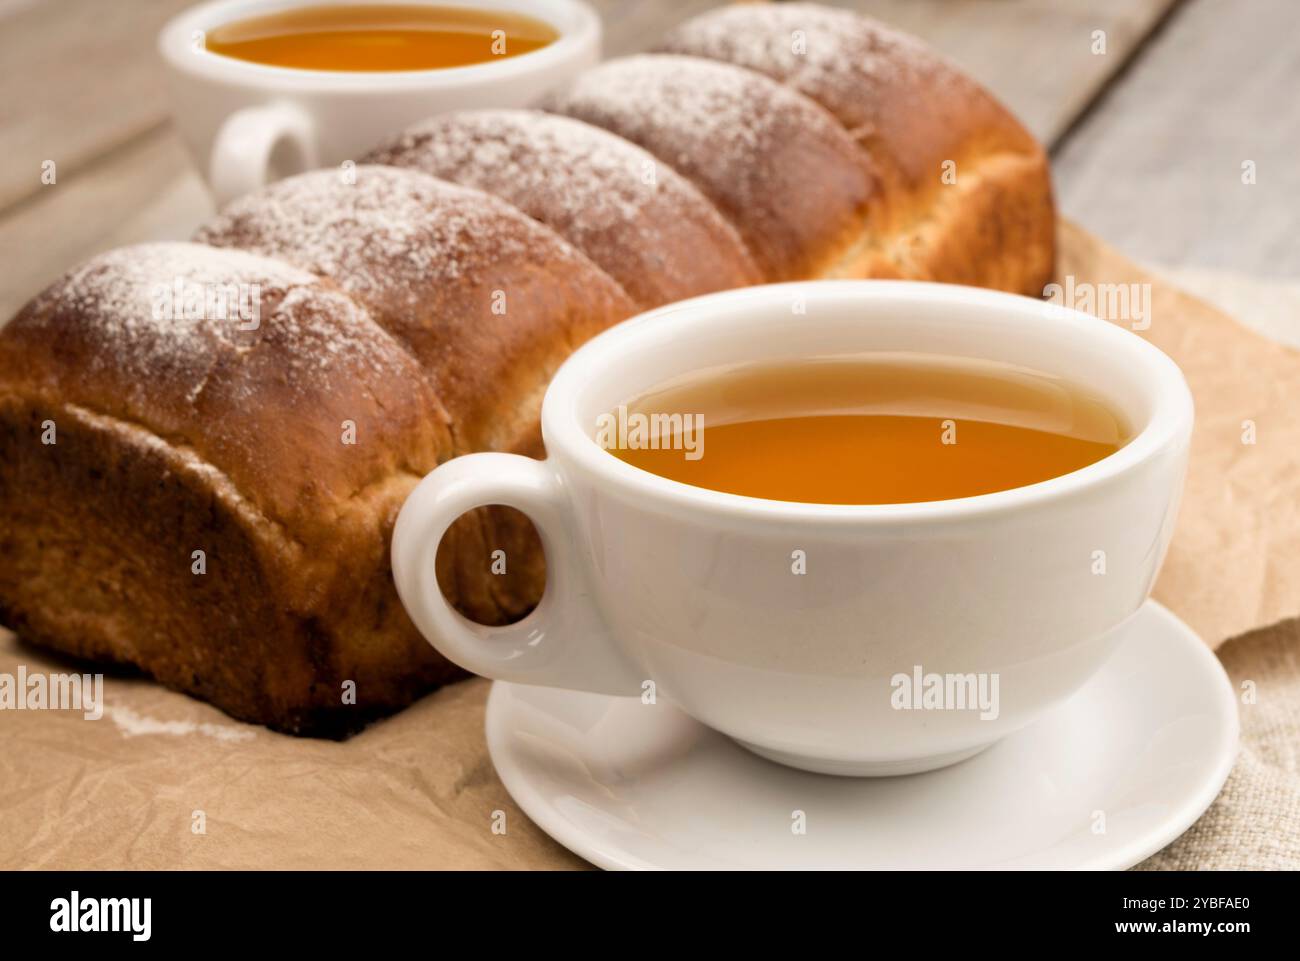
[158,0,601,205]
[202,3,559,71]
[392,281,1194,776]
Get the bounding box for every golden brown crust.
[545,54,880,282]
[0,402,463,737]
[659,3,1055,294]
[0,243,458,735]
[195,165,636,454]
[364,110,762,309]
[0,243,450,533]
[196,166,637,633]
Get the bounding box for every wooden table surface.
[1,0,1296,320]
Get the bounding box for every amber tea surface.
[606,355,1129,505]
[205,4,558,72]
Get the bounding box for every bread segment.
[545,54,882,282]
[195,165,635,455]
[365,110,762,310]
[659,3,1055,294]
[0,243,458,735]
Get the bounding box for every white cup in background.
[158,0,601,206]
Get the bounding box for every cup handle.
[207,102,318,207]
[392,452,644,695]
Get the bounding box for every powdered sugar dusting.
[546,54,872,278]
[658,3,941,125]
[365,110,759,306]
[107,703,256,743]
[14,242,417,415]
[372,111,666,235]
[49,242,314,351]
[547,55,806,191]
[673,4,931,68]
[196,165,552,312]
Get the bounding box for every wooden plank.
[0,131,212,319]
[1052,0,1300,279]
[0,0,195,212]
[828,0,1180,146]
[588,0,730,57]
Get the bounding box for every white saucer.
[486,601,1239,870]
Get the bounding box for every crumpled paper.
[1057,223,1300,647]
[2,221,1297,870]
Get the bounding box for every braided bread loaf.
[0,5,1054,736]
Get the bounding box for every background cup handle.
[392,452,645,695]
[207,101,317,206]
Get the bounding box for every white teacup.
[158,0,601,205]
[393,282,1194,776]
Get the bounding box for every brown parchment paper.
[1057,222,1300,647]
[2,220,1298,870]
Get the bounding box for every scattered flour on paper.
[106,703,256,743]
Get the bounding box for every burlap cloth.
[1,222,1297,869]
[1136,619,1300,869]
[1133,262,1300,870]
